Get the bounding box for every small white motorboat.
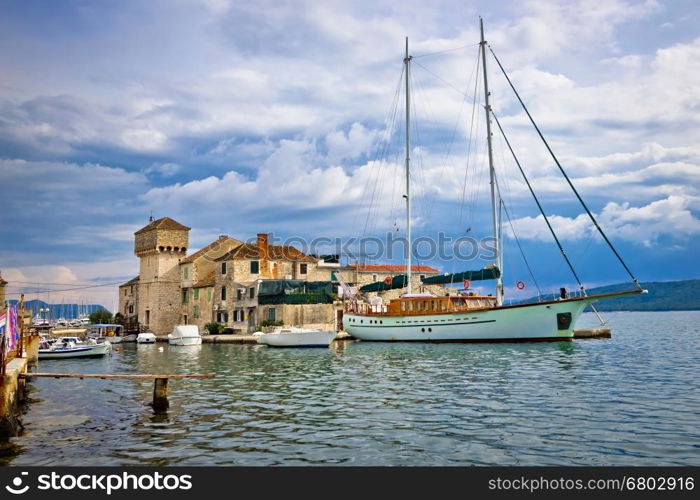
[168,325,202,346]
[137,332,157,344]
[255,327,336,347]
[39,339,111,359]
[86,324,126,344]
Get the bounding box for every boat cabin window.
[401,301,406,312]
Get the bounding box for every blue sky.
[1,0,699,309]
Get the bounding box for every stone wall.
[0,357,27,438]
[135,226,189,336]
[135,228,189,256]
[258,303,336,330]
[179,285,214,332]
[118,281,139,318]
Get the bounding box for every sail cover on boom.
[359,275,408,293]
[420,267,501,285]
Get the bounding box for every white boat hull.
[100,336,123,344]
[344,299,590,342]
[39,343,112,359]
[256,331,336,347]
[168,337,202,346]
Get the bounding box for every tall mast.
[480,18,503,305]
[404,37,413,295]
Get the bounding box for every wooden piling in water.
[152,378,169,410]
[19,373,214,410]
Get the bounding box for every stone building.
[118,216,190,335]
[212,233,340,332]
[118,217,446,335]
[179,235,243,331]
[119,276,139,318]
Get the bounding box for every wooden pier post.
[18,373,214,415]
[152,378,169,410]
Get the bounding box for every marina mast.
[404,37,413,295]
[480,18,503,305]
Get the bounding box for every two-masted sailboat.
[343,20,646,342]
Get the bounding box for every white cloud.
[508,195,700,246]
[325,123,381,164]
[145,162,181,177]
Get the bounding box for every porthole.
[428,328,432,332]
[421,328,425,332]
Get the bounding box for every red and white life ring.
[516,281,526,290]
[463,279,471,289]
[383,276,392,285]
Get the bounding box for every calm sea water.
[1,311,698,466]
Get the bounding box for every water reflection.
[2,312,699,466]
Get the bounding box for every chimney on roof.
[257,233,270,259]
[257,233,271,278]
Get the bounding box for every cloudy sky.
[1,0,699,309]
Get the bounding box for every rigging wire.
[491,110,586,291]
[497,188,543,299]
[412,43,480,59]
[488,44,641,288]
[360,65,405,248]
[4,280,133,296]
[417,44,482,224]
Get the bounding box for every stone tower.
[0,271,7,306]
[134,217,190,335]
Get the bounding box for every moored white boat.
[341,22,645,343]
[256,327,336,347]
[39,340,111,359]
[86,324,126,344]
[168,325,202,345]
[137,332,157,344]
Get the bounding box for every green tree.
[89,309,113,324]
[204,322,224,335]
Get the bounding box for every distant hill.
[6,299,109,318]
[518,279,700,311]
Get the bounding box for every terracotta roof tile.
[193,270,215,287]
[120,276,140,287]
[181,236,242,263]
[215,242,317,263]
[135,217,191,235]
